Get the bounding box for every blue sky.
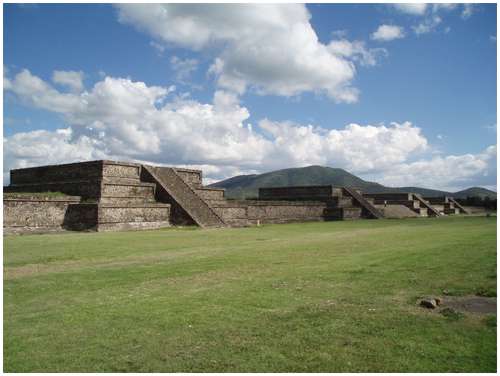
[3,3,497,191]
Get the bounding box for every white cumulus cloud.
[3,68,496,191]
[327,39,387,66]
[52,70,84,92]
[374,145,497,192]
[371,25,406,42]
[115,4,384,103]
[392,4,428,15]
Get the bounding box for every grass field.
[3,216,497,372]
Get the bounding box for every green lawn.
[3,216,497,372]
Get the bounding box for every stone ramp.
[412,194,441,217]
[342,186,384,219]
[448,197,470,214]
[142,165,226,228]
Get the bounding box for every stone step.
[204,199,229,207]
[99,196,157,204]
[342,187,384,219]
[101,182,156,198]
[412,194,441,217]
[101,176,142,185]
[142,165,226,228]
[448,198,470,214]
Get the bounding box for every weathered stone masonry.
[4,161,172,233]
[3,159,459,234]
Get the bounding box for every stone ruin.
[3,160,469,234]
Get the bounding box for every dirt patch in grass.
[441,296,496,315]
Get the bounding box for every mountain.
[452,187,498,199]
[209,165,497,200]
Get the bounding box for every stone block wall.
[96,203,171,231]
[211,200,327,227]
[4,197,171,234]
[364,193,413,201]
[10,160,103,185]
[171,168,203,188]
[195,188,225,201]
[4,195,83,234]
[6,160,146,200]
[101,182,156,200]
[259,185,341,201]
[102,162,140,180]
[4,161,174,234]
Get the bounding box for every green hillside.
[209,165,497,199]
[453,187,498,199]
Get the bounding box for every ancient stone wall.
[212,200,327,227]
[259,185,341,201]
[195,188,225,201]
[96,203,171,231]
[364,193,413,201]
[10,160,103,185]
[7,160,145,200]
[171,168,203,188]
[102,162,140,180]
[4,197,171,234]
[4,181,102,198]
[101,182,155,199]
[4,195,83,234]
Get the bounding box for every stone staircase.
[423,196,470,215]
[448,197,470,214]
[141,165,226,228]
[323,195,362,220]
[342,186,384,219]
[412,194,441,217]
[364,192,440,217]
[258,185,382,220]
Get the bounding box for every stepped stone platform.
[363,192,441,217]
[4,161,172,233]
[258,185,383,220]
[423,196,470,215]
[3,160,464,234]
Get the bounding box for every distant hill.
[209,165,497,200]
[452,187,498,199]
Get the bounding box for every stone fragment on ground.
[419,294,496,315]
[420,297,441,309]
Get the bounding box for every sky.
[3,3,497,191]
